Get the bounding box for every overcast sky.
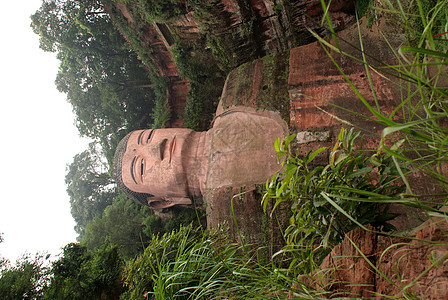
[0,0,90,263]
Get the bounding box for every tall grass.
[314,0,447,205]
[123,224,334,299]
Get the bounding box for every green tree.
[44,242,123,299]
[82,193,205,260]
[31,0,156,159]
[65,143,116,237]
[82,193,163,260]
[0,253,50,300]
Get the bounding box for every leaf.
[399,46,448,58]
[347,167,373,179]
[270,199,286,217]
[313,197,327,207]
[277,151,288,162]
[261,192,270,213]
[274,137,280,152]
[382,121,433,142]
[334,153,349,166]
[306,147,328,164]
[427,211,448,218]
[320,192,369,231]
[390,139,405,152]
[283,134,297,149]
[338,127,346,142]
[277,166,297,196]
[347,130,360,152]
[368,155,382,167]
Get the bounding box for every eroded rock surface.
[292,219,448,299]
[104,0,357,127]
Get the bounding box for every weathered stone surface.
[376,218,448,299]
[290,226,377,298]
[205,185,265,246]
[219,23,404,163]
[291,219,448,299]
[217,22,405,130]
[287,26,400,134]
[205,185,290,257]
[206,107,288,190]
[107,0,358,127]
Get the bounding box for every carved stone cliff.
[102,0,357,128]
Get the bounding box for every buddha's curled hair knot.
[113,131,154,205]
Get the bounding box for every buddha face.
[121,128,195,206]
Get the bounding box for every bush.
[263,128,406,269]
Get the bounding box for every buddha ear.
[167,197,192,206]
[146,197,192,209]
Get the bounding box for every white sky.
[0,0,90,263]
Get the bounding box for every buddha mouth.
[169,136,176,163]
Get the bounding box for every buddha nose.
[146,139,168,160]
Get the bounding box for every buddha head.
[113,128,208,209]
[113,107,288,209]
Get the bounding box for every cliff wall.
[103,0,357,128]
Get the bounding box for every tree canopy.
[31,0,156,157]
[44,242,123,299]
[82,193,204,260]
[0,253,50,300]
[65,143,116,237]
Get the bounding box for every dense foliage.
[31,0,157,161]
[0,254,50,300]
[263,129,406,271]
[82,194,204,260]
[121,224,298,299]
[65,143,116,237]
[101,0,229,130]
[266,129,405,243]
[44,243,123,299]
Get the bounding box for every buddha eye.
[147,130,154,143]
[140,159,144,177]
[130,157,138,184]
[137,131,145,145]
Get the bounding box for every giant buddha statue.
[113,106,288,209]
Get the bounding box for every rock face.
[205,185,290,258]
[103,0,357,127]
[219,23,404,156]
[214,25,446,289]
[292,219,448,299]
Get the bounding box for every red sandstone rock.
[289,219,448,299]
[376,218,448,299]
[107,1,358,127]
[289,226,377,298]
